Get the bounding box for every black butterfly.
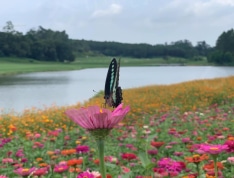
[104,58,123,108]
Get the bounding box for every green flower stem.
[196,163,200,178]
[96,139,106,178]
[212,155,218,178]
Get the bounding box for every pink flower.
[147,149,158,155]
[157,157,186,175]
[223,140,234,153]
[2,158,13,164]
[121,166,131,173]
[34,133,41,139]
[0,175,8,178]
[14,167,36,176]
[77,171,95,178]
[76,145,90,153]
[181,137,191,144]
[32,167,48,176]
[53,164,69,173]
[65,104,130,130]
[227,157,234,164]
[196,144,228,155]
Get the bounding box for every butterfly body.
[104,58,123,108]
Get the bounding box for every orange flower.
[46,151,55,156]
[8,124,17,132]
[39,163,48,167]
[36,158,43,162]
[61,149,76,156]
[67,159,83,166]
[227,136,234,141]
[203,161,224,171]
[69,167,82,173]
[50,155,58,160]
[185,154,209,164]
[93,159,100,165]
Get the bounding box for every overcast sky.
[1,0,234,47]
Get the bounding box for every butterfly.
[104,58,123,108]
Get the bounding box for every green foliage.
[1,21,234,66]
[208,50,234,65]
[0,24,75,62]
[0,21,214,63]
[209,28,234,65]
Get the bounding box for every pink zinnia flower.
[53,164,69,173]
[14,167,36,177]
[227,157,234,164]
[223,140,234,153]
[15,149,24,158]
[2,158,13,164]
[147,149,158,155]
[196,144,228,155]
[76,145,90,153]
[65,104,130,130]
[32,167,48,176]
[77,171,95,178]
[0,175,8,178]
[157,157,186,175]
[181,137,191,144]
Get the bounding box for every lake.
[0,66,234,113]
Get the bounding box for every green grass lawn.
[0,56,210,76]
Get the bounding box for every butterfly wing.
[112,59,123,107]
[104,58,118,107]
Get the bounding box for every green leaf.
[138,152,151,168]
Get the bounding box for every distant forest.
[1,21,234,65]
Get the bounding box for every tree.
[208,50,234,65]
[195,41,211,56]
[2,21,16,34]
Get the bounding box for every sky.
[1,0,234,47]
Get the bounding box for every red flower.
[67,159,83,166]
[32,167,48,176]
[121,153,137,161]
[224,140,234,153]
[150,141,164,148]
[96,174,112,178]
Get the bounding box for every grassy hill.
[0,56,210,76]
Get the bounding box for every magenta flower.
[14,167,36,177]
[196,144,228,155]
[76,145,90,153]
[223,140,234,153]
[147,149,158,155]
[77,171,95,178]
[157,157,186,175]
[53,164,69,173]
[65,103,130,130]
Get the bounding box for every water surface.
[0,66,234,113]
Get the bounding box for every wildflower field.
[0,76,234,177]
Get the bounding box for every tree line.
[0,21,234,65]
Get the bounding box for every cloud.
[216,0,234,6]
[91,3,122,18]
